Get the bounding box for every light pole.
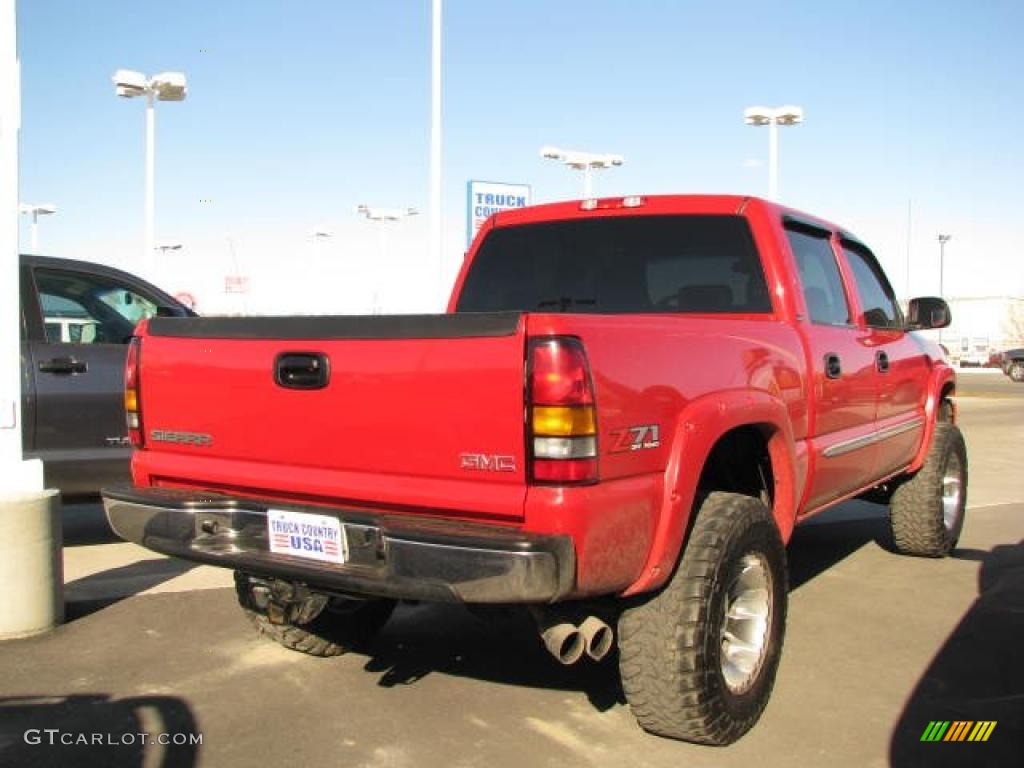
[18,203,56,253]
[357,205,419,314]
[310,229,333,288]
[937,234,952,347]
[937,234,952,298]
[430,0,443,307]
[744,105,804,200]
[112,69,187,279]
[540,146,624,198]
[153,242,181,287]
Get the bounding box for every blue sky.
[16,0,1024,313]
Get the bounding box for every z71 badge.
[610,425,661,453]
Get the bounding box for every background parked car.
[20,254,194,496]
[1000,348,1024,382]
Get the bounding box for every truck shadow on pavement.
[0,693,201,768]
[354,500,897,712]
[362,602,627,712]
[888,539,1024,767]
[787,500,894,591]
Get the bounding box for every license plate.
[267,509,347,565]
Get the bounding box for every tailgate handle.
[275,353,330,390]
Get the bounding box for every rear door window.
[456,215,772,315]
[786,227,851,326]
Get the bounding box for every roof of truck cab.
[485,194,857,249]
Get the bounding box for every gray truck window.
[842,243,902,330]
[786,228,851,326]
[456,215,771,314]
[35,269,158,344]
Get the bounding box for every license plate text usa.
[267,510,346,564]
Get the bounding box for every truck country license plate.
[267,509,347,565]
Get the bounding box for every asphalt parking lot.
[1,372,1021,767]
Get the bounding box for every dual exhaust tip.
[538,614,614,665]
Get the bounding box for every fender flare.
[907,364,957,473]
[622,389,802,596]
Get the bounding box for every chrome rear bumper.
[101,485,574,604]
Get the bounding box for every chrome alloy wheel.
[720,553,773,695]
[942,452,964,531]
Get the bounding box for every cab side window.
[841,242,903,330]
[35,269,159,345]
[785,227,851,326]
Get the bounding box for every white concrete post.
[1,0,64,640]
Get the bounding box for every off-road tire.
[618,492,787,745]
[234,571,395,657]
[889,423,967,557]
[1010,362,1024,383]
[937,398,954,422]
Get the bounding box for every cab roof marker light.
[622,196,645,208]
[580,199,598,211]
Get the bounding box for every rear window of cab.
[456,214,771,315]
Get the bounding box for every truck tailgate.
[135,313,528,520]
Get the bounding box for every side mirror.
[906,297,951,330]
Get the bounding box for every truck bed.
[134,312,530,521]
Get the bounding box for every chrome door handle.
[824,353,842,379]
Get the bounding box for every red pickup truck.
[103,195,965,745]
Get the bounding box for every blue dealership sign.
[467,180,531,247]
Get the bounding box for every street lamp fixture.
[937,234,952,298]
[357,205,419,315]
[357,205,419,222]
[112,68,188,278]
[744,105,804,200]
[18,203,57,253]
[539,145,624,198]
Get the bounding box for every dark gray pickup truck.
[20,254,192,495]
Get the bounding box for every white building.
[935,296,1024,365]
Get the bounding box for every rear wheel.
[234,571,395,657]
[889,423,967,557]
[618,493,787,745]
[1010,362,1024,383]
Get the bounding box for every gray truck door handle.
[39,357,88,375]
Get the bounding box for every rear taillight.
[125,336,143,447]
[528,337,598,484]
